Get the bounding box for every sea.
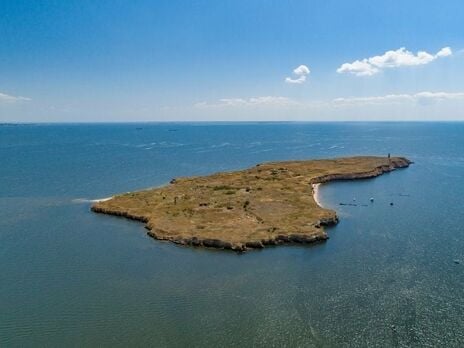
[1,122,463,347]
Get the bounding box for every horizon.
[3,120,464,125]
[1,0,464,122]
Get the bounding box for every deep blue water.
[1,122,464,347]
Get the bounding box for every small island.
[92,156,411,251]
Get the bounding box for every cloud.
[193,91,464,114]
[436,47,452,57]
[0,92,31,103]
[337,47,453,76]
[285,64,310,84]
[332,91,464,106]
[194,96,299,108]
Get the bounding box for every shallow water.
[1,122,463,347]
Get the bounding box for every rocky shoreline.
[309,157,411,184]
[91,203,335,252]
[92,156,411,252]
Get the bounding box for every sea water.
[1,122,463,347]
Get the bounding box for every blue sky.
[1,0,464,122]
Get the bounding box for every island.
[92,156,411,251]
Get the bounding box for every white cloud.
[337,60,380,77]
[168,90,464,121]
[194,96,300,108]
[332,91,464,106]
[333,94,412,106]
[192,91,464,117]
[0,92,31,103]
[337,47,453,76]
[436,47,452,57]
[194,91,464,111]
[285,64,310,84]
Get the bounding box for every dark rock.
[232,244,247,252]
[190,237,201,246]
[245,241,264,249]
[202,239,232,249]
[289,234,312,243]
[276,235,290,242]
[319,216,338,226]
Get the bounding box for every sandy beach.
[72,197,113,204]
[312,183,323,208]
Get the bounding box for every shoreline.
[73,197,113,204]
[312,183,323,208]
[92,196,113,203]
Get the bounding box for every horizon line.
[2,120,464,125]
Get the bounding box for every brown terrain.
[92,156,411,251]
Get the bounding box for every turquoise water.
[1,122,464,347]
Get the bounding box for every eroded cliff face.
[92,156,411,252]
